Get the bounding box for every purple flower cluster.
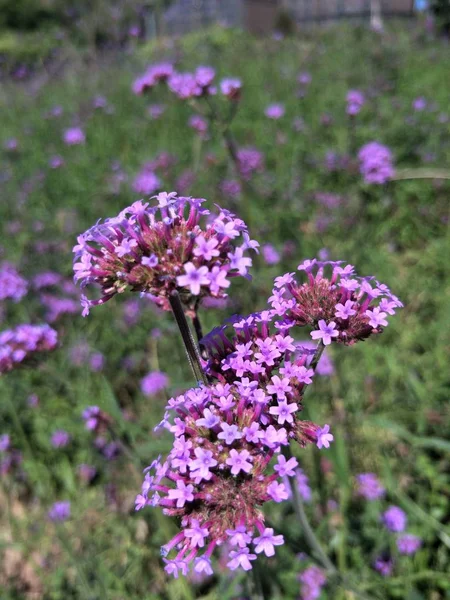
[265,103,285,120]
[0,262,28,302]
[346,90,365,115]
[73,193,257,315]
[48,500,71,522]
[51,430,71,448]
[136,310,334,577]
[356,473,385,500]
[132,63,174,95]
[270,259,402,346]
[132,170,161,196]
[236,147,264,179]
[0,324,58,374]
[382,505,407,532]
[358,142,395,184]
[299,565,327,599]
[140,371,169,396]
[63,127,85,146]
[0,434,22,476]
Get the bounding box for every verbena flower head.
[299,565,327,600]
[132,170,161,196]
[63,127,85,146]
[397,534,421,555]
[382,505,407,532]
[51,430,71,448]
[237,147,264,179]
[73,192,256,315]
[141,371,169,396]
[0,262,28,302]
[136,311,333,577]
[358,142,394,184]
[132,63,174,95]
[81,406,112,433]
[0,324,58,374]
[265,103,285,120]
[269,259,402,346]
[346,90,365,115]
[48,500,71,522]
[356,473,385,500]
[220,78,242,100]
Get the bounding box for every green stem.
[169,290,207,385]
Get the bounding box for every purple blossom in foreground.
[48,501,71,522]
[270,259,402,346]
[0,262,28,302]
[141,371,169,396]
[0,324,58,374]
[358,141,395,184]
[73,192,256,315]
[397,534,422,555]
[356,473,385,500]
[382,506,407,532]
[136,310,333,577]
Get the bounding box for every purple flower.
[226,524,252,547]
[335,300,356,320]
[63,127,85,145]
[141,371,168,396]
[48,501,71,522]
[132,171,160,195]
[227,548,256,571]
[0,324,58,374]
[189,447,218,480]
[358,142,394,184]
[167,480,195,507]
[382,506,407,532]
[262,244,281,265]
[310,320,339,346]
[366,307,388,328]
[51,430,70,448]
[274,455,298,477]
[177,263,210,296]
[220,78,242,100]
[267,480,289,502]
[356,473,385,500]
[316,425,333,449]
[265,103,285,119]
[0,434,10,452]
[412,97,427,111]
[397,534,422,555]
[226,449,253,475]
[254,527,284,556]
[0,263,28,302]
[373,557,393,577]
[346,90,365,115]
[184,519,209,547]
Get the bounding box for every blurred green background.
[1,3,450,599]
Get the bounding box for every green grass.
[0,22,449,599]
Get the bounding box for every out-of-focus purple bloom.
[356,473,385,500]
[397,534,422,555]
[0,324,58,374]
[78,463,97,483]
[299,565,326,599]
[0,434,10,452]
[51,430,70,448]
[346,90,365,115]
[374,556,393,577]
[133,63,174,94]
[141,371,169,396]
[132,170,160,195]
[382,506,407,532]
[188,115,208,135]
[220,179,241,199]
[237,147,264,179]
[4,138,18,152]
[298,72,312,86]
[0,262,28,302]
[265,103,285,120]
[262,244,281,265]
[89,352,105,372]
[48,501,71,522]
[49,155,64,169]
[412,97,427,111]
[28,394,39,407]
[220,78,242,100]
[148,104,166,119]
[63,127,85,145]
[358,141,394,184]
